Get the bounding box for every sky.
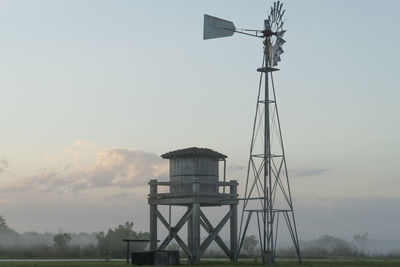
[0,0,399,242]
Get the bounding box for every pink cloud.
[11,149,168,193]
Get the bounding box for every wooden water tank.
[161,147,227,194]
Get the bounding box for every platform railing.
[148,179,238,199]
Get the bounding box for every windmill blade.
[278,2,283,14]
[273,55,280,66]
[271,43,283,56]
[276,15,282,24]
[276,11,283,24]
[272,47,281,66]
[203,14,236,40]
[279,10,286,22]
[276,36,286,47]
[276,30,286,37]
[272,4,276,21]
[276,47,284,56]
[270,7,274,21]
[278,21,284,31]
[277,1,281,14]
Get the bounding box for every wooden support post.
[192,179,201,265]
[230,180,238,261]
[150,179,158,250]
[187,205,193,264]
[126,240,130,264]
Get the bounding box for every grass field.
[0,260,400,267]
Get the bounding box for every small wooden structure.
[131,250,179,266]
[122,239,152,264]
[148,147,238,265]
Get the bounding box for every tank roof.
[161,147,227,159]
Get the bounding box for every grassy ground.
[0,260,400,267]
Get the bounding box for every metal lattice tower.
[237,42,302,266]
[203,1,301,264]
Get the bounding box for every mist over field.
[1,213,399,259]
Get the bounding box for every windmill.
[203,2,301,264]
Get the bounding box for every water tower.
[148,147,238,264]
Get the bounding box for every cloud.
[0,184,31,193]
[42,155,60,164]
[84,149,168,188]
[64,148,86,165]
[102,193,130,202]
[228,165,245,172]
[20,149,168,193]
[74,141,96,147]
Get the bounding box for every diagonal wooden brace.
[199,209,232,257]
[155,208,193,258]
[157,208,192,249]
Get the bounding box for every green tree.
[0,214,19,248]
[306,235,358,257]
[96,221,149,258]
[53,233,72,250]
[242,235,258,255]
[353,232,369,255]
[0,214,8,230]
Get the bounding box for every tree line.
[0,215,148,259]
